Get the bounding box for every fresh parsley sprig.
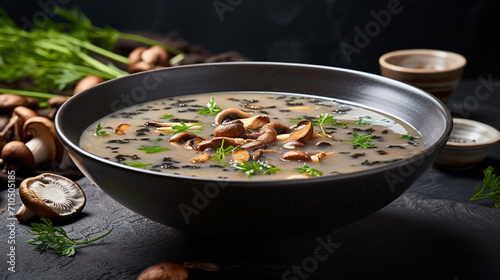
[168,122,204,135]
[27,217,113,257]
[296,164,323,177]
[94,123,109,136]
[198,96,223,116]
[341,131,375,148]
[211,139,236,165]
[233,160,281,178]
[470,166,500,207]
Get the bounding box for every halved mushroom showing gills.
[289,120,313,144]
[214,108,251,125]
[15,173,86,222]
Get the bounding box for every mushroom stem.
[14,204,35,222]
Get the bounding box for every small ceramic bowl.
[434,118,500,169]
[379,49,467,102]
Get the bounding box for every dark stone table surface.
[1,78,499,280]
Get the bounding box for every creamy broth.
[80,92,425,180]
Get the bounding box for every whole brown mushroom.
[136,262,188,280]
[73,75,105,95]
[0,94,29,114]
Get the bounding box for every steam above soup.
[79,92,424,180]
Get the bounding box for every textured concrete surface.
[1,80,499,279]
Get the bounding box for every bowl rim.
[55,61,453,185]
[446,118,500,147]
[379,49,467,74]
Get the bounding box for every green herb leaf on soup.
[340,131,375,148]
[233,160,282,179]
[356,116,375,126]
[168,122,204,135]
[296,164,323,177]
[400,134,415,141]
[124,162,152,168]
[94,123,109,136]
[160,113,175,119]
[137,145,170,154]
[198,96,223,116]
[211,139,236,165]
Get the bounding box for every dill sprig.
[470,166,500,207]
[27,217,113,257]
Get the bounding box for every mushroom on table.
[15,173,86,222]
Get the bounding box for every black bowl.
[55,62,452,237]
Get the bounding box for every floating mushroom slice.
[276,134,291,141]
[169,132,198,143]
[15,173,86,222]
[239,115,270,130]
[190,153,211,163]
[232,148,250,163]
[286,106,317,111]
[286,173,313,180]
[253,149,278,161]
[289,120,313,144]
[282,150,311,161]
[316,141,333,147]
[311,151,335,164]
[136,262,188,280]
[214,120,246,138]
[240,104,264,110]
[114,124,131,135]
[282,140,304,150]
[214,108,251,125]
[184,137,205,151]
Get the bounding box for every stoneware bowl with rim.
[434,118,500,169]
[55,62,452,238]
[379,49,467,102]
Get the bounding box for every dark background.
[3,0,499,79]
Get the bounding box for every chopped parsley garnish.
[296,164,323,177]
[148,138,163,142]
[233,160,281,179]
[167,122,204,135]
[470,166,500,207]
[94,123,109,136]
[400,134,415,141]
[160,113,175,119]
[123,162,152,168]
[198,96,223,116]
[137,145,170,154]
[355,115,375,126]
[341,131,375,148]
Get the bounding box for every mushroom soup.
[79,92,425,180]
